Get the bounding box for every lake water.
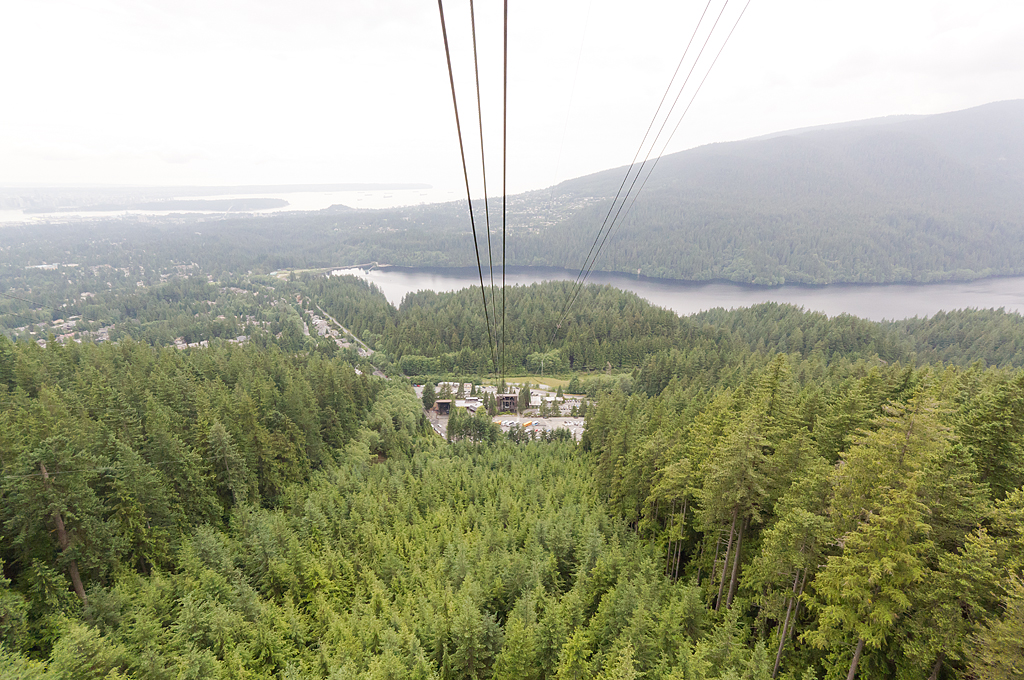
[332,266,1024,322]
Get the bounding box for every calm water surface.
[333,267,1024,322]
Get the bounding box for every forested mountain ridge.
[10,266,1024,384]
[4,101,1023,288]
[560,99,1024,202]
[528,99,1024,284]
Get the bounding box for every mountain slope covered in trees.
[5,101,1023,288]
[526,99,1024,284]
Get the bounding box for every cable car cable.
[560,0,731,324]
[469,0,499,354]
[559,0,751,327]
[501,0,509,386]
[437,0,497,372]
[555,0,715,328]
[0,291,46,308]
[0,291,51,328]
[621,0,754,230]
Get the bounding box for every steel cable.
[437,0,497,372]
[555,0,717,328]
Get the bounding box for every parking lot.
[413,383,587,440]
[494,416,585,440]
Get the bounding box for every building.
[434,400,452,416]
[497,394,518,412]
[456,398,481,413]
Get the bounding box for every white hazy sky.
[1,0,1022,196]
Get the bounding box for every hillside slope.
[527,99,1024,283]
[4,101,1022,286]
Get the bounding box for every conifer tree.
[901,529,1000,680]
[968,577,1024,680]
[698,409,769,610]
[422,382,437,410]
[492,615,539,680]
[804,484,931,679]
[956,372,1024,499]
[555,628,593,680]
[448,585,501,679]
[208,421,254,506]
[745,441,831,676]
[3,425,109,605]
[519,384,532,415]
[643,456,693,580]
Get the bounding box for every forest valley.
[2,276,1024,680]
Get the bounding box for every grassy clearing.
[488,375,570,389]
[271,267,336,280]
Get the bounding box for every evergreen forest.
[3,283,1024,678]
[5,23,1024,680]
[4,98,1024,674]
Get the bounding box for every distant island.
[25,197,290,213]
[0,183,431,212]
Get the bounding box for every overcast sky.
[2,0,1022,196]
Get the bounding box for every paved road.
[314,303,375,355]
[313,302,388,379]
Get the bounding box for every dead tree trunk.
[40,463,87,604]
[789,568,808,640]
[716,509,738,611]
[672,499,688,580]
[772,569,802,678]
[846,638,865,680]
[726,517,746,607]
[695,538,708,585]
[666,501,676,576]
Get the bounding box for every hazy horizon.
[2,0,1023,198]
[3,95,1021,199]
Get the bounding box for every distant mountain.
[289,100,1024,285]
[5,102,1022,287]
[517,99,1024,284]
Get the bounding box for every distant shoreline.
[0,182,432,194]
[25,197,291,213]
[330,263,1022,292]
